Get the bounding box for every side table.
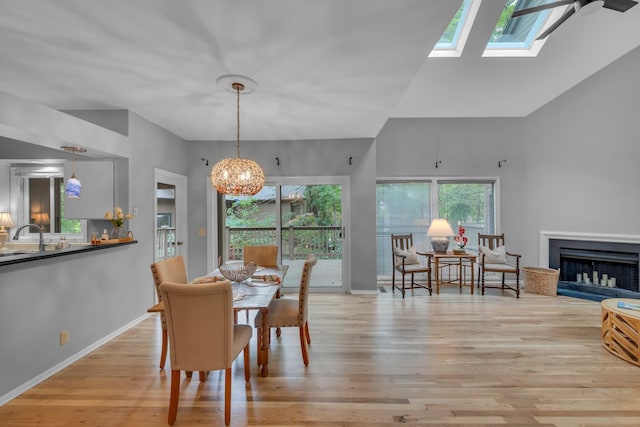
[431,252,477,294]
[601,298,640,366]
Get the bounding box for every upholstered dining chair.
[477,233,521,298]
[149,256,188,369]
[254,253,317,367]
[159,280,252,426]
[391,233,433,298]
[243,245,278,267]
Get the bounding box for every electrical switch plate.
[60,330,69,345]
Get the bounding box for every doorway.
[154,169,188,264]
[211,176,349,292]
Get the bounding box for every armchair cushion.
[482,262,518,272]
[394,246,420,265]
[479,245,507,264]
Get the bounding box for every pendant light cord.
[235,83,242,159]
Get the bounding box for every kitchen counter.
[0,240,138,267]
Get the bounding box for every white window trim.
[10,165,87,241]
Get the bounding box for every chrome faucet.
[12,224,46,252]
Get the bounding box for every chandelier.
[210,78,264,196]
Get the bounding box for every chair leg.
[392,269,396,294]
[256,327,262,367]
[243,344,251,382]
[160,328,168,369]
[304,322,311,345]
[515,270,520,298]
[199,371,209,381]
[168,370,180,425]
[185,371,193,378]
[401,274,406,298]
[224,367,232,425]
[299,326,309,366]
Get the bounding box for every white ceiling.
[0,0,639,142]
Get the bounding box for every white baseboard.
[0,313,152,407]
[350,289,379,295]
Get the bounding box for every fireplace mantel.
[539,231,640,268]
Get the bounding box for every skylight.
[429,0,480,58]
[483,0,562,57]
[430,0,566,58]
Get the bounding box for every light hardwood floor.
[2,285,639,426]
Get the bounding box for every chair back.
[159,280,235,372]
[298,254,318,324]
[243,245,278,267]
[478,233,505,250]
[150,256,188,326]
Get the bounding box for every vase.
[111,226,123,240]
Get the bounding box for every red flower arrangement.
[454,223,468,249]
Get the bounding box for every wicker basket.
[523,267,560,296]
[219,261,258,282]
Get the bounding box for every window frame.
[376,176,500,278]
[10,165,87,240]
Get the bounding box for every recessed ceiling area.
[0,0,638,141]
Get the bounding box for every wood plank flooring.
[2,285,640,426]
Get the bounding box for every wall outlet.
[60,329,69,346]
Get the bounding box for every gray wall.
[0,102,188,400]
[376,117,529,264]
[522,45,640,262]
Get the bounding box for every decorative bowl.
[219,261,258,282]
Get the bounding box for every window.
[11,166,85,237]
[430,0,480,58]
[376,179,497,279]
[483,0,560,57]
[376,181,431,277]
[437,180,496,253]
[430,0,563,58]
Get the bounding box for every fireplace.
[548,238,640,300]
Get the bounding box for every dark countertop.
[0,240,138,267]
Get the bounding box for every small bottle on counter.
[101,229,109,240]
[90,232,97,245]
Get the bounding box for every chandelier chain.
[236,84,241,158]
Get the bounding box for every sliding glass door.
[217,177,348,291]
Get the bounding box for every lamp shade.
[65,175,82,198]
[0,212,13,245]
[0,212,14,228]
[32,212,50,225]
[426,219,454,237]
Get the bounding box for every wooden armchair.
[477,233,521,298]
[391,233,432,298]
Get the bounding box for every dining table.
[147,264,289,377]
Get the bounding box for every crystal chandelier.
[210,79,264,196]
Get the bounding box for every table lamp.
[427,219,454,253]
[0,212,15,245]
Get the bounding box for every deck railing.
[226,226,342,261]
